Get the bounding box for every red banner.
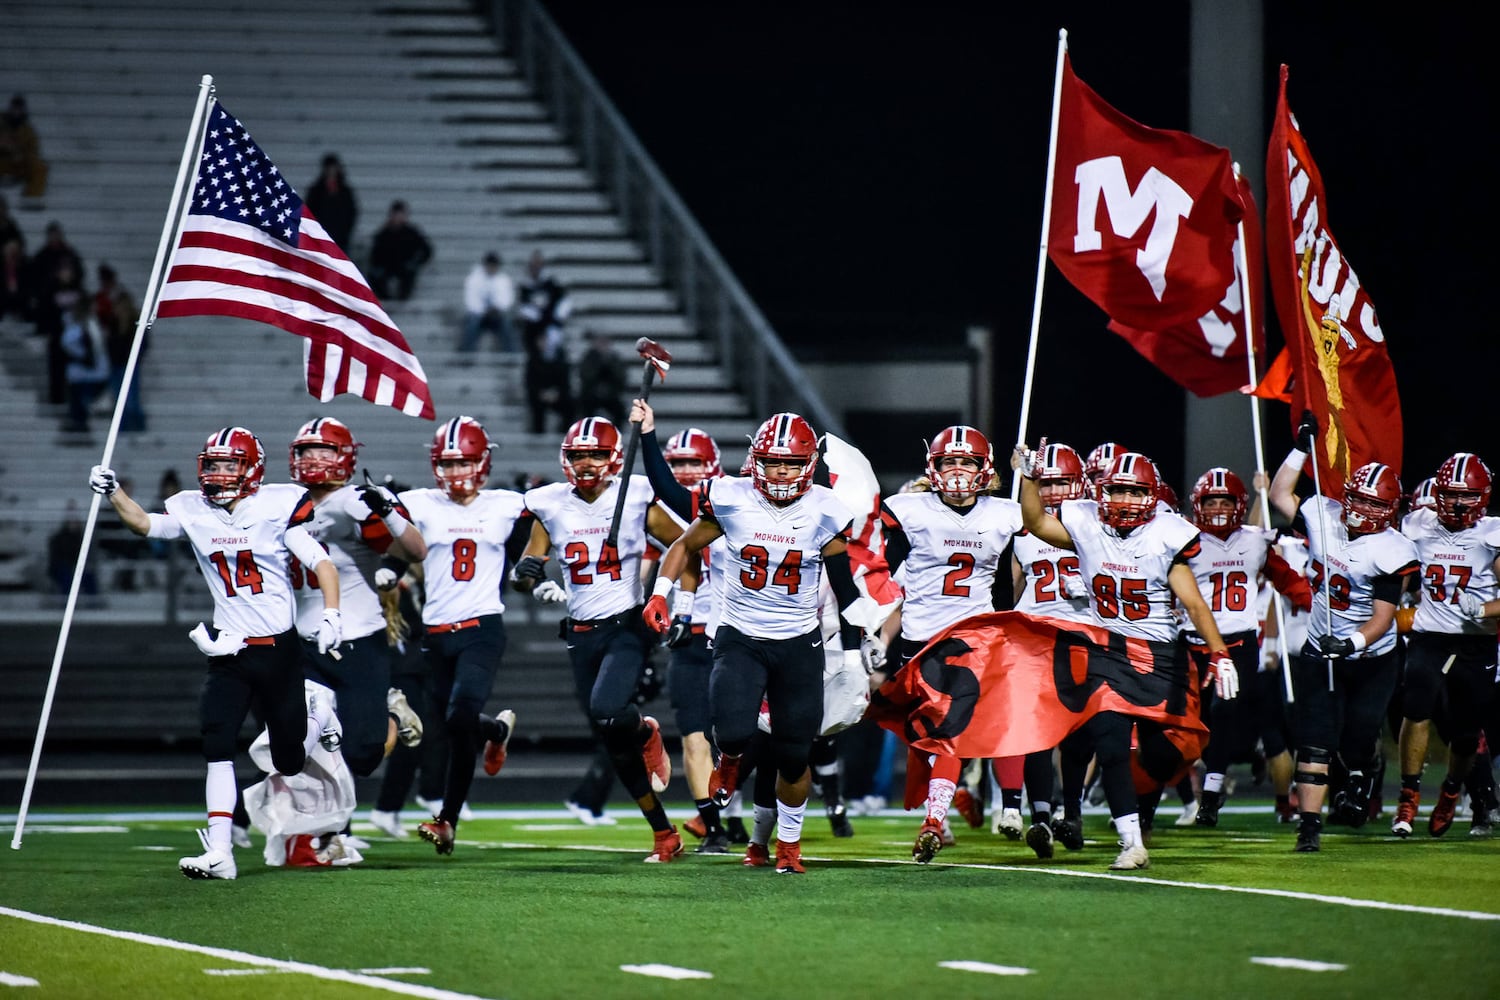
[1049,52,1245,332]
[1106,176,1265,397]
[1265,66,1402,496]
[868,611,1206,760]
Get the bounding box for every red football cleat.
[952,787,983,829]
[684,814,708,839]
[1429,786,1461,838]
[482,709,517,776]
[641,716,671,793]
[912,819,945,864]
[644,826,684,863]
[418,818,455,856]
[283,834,330,868]
[774,840,805,874]
[743,842,772,868]
[709,753,741,808]
[1392,788,1419,838]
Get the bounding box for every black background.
[543,2,1490,491]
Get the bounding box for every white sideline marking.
[0,907,493,999]
[134,846,176,852]
[0,825,128,835]
[362,968,433,976]
[204,969,275,976]
[514,824,597,832]
[0,971,41,986]
[621,964,713,981]
[1250,957,1347,972]
[939,960,1034,976]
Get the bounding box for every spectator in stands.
[60,291,110,436]
[0,238,27,324]
[0,94,49,200]
[95,264,145,433]
[304,153,358,252]
[459,251,516,354]
[47,501,98,600]
[98,473,146,591]
[31,222,83,405]
[367,200,432,302]
[517,251,574,434]
[575,330,627,426]
[0,194,23,251]
[147,469,185,563]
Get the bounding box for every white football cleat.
[369,809,408,839]
[997,807,1024,840]
[231,824,252,850]
[1109,842,1150,871]
[180,829,237,880]
[1175,800,1201,827]
[387,687,423,748]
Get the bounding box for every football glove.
[316,609,343,655]
[357,484,396,518]
[1317,634,1356,659]
[642,595,671,633]
[374,567,399,591]
[861,634,887,673]
[531,580,567,604]
[1209,651,1239,700]
[89,465,118,496]
[1296,411,1319,452]
[512,555,548,583]
[1061,573,1088,599]
[1456,587,1488,620]
[665,616,694,648]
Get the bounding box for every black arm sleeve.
[503,513,534,579]
[989,537,1016,610]
[824,549,864,650]
[640,428,693,521]
[879,501,910,575]
[1372,564,1419,605]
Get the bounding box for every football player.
[1395,452,1500,837]
[91,428,342,880]
[287,418,427,782]
[1009,442,1095,856]
[647,412,866,874]
[1083,442,1124,495]
[1267,417,1420,852]
[1013,446,1239,870]
[513,416,691,863]
[630,401,760,851]
[398,416,528,855]
[879,426,1024,863]
[1183,468,1312,829]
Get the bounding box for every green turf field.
[3,802,1498,999]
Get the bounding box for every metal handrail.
[484,0,845,438]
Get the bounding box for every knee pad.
[343,743,385,779]
[269,743,305,777]
[772,739,810,785]
[592,709,643,752]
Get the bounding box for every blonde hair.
[380,585,409,648]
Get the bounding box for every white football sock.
[926,777,957,824]
[1115,812,1143,848]
[752,804,776,845]
[1204,772,1225,793]
[776,799,806,845]
[205,760,236,853]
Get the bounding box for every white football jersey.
[1258,534,1311,658]
[1013,530,1096,625]
[883,492,1022,641]
[1299,496,1420,655]
[400,487,527,626]
[704,477,854,639]
[1059,498,1201,642]
[525,475,658,621]
[1187,524,1277,637]
[660,483,723,632]
[1403,509,1500,636]
[291,483,399,641]
[150,484,313,637]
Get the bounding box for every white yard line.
[938,960,1034,975]
[620,964,713,980]
[0,907,493,1000]
[1250,957,1347,971]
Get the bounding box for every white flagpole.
[1232,163,1294,705]
[1011,28,1068,499]
[11,75,216,850]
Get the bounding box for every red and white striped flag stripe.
[155,100,435,419]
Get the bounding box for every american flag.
[156,101,435,419]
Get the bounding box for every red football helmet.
[1190,467,1249,540]
[198,426,265,506]
[749,412,819,501]
[1097,452,1161,531]
[1085,442,1124,486]
[289,417,360,485]
[1154,472,1180,514]
[1433,452,1493,530]
[1342,462,1402,535]
[663,427,722,486]
[1034,442,1086,512]
[560,417,624,489]
[430,416,493,499]
[925,425,995,500]
[1409,477,1438,512]
[739,452,755,477]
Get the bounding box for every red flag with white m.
[155,101,435,419]
[1048,52,1245,332]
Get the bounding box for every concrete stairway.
[0,0,753,611]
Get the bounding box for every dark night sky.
[543,2,1490,489]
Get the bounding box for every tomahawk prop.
[606,337,673,548]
